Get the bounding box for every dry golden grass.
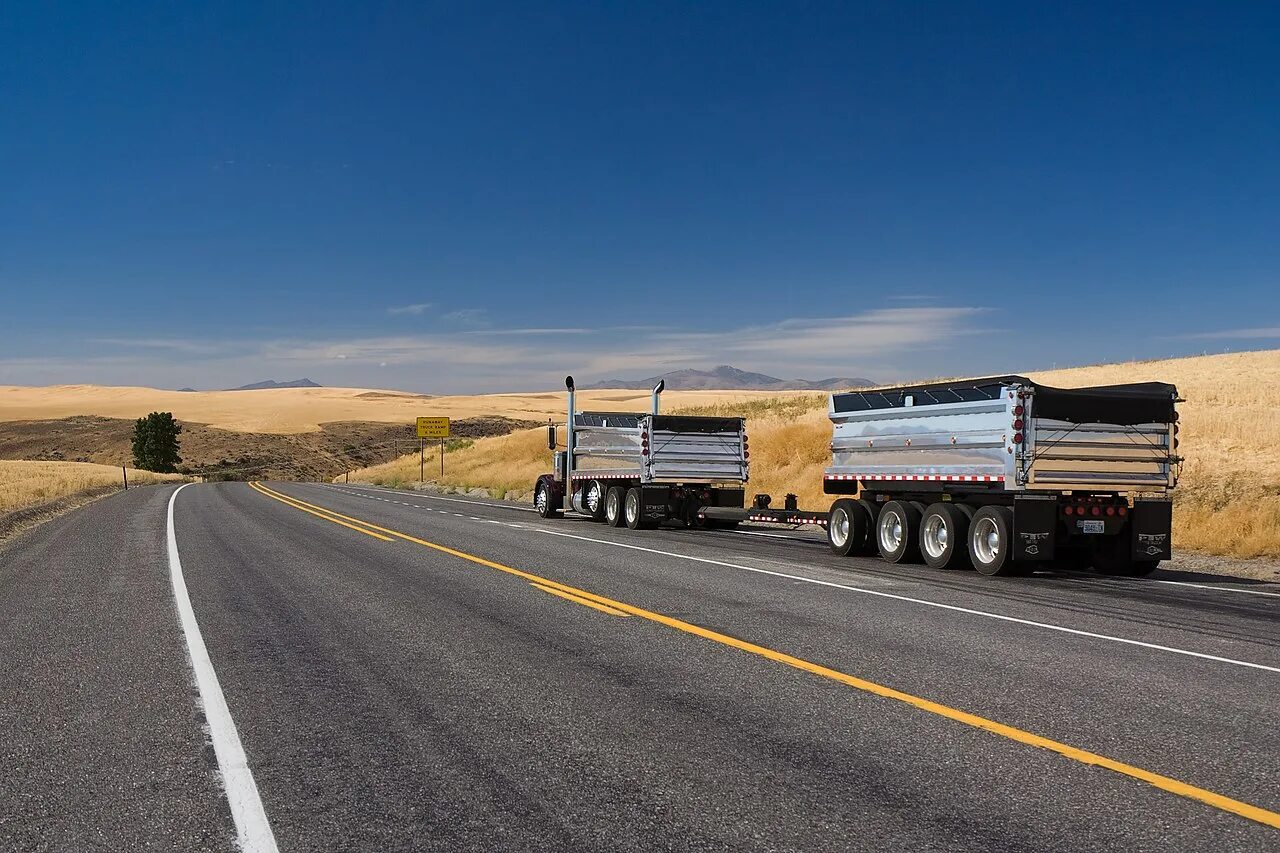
[344,350,1280,558]
[0,384,787,434]
[345,429,550,501]
[0,461,184,514]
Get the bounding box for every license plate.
[1077,520,1105,534]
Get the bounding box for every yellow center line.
[248,482,394,541]
[530,582,631,616]
[254,483,1280,831]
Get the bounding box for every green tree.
[131,412,183,473]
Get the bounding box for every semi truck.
[535,374,1182,579]
[533,377,749,529]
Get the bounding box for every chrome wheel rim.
[625,491,639,524]
[830,508,850,547]
[535,486,548,514]
[606,489,620,521]
[878,509,904,554]
[973,517,1000,565]
[586,481,603,514]
[921,513,949,560]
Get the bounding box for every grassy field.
[0,461,185,515]
[343,350,1280,559]
[0,384,787,434]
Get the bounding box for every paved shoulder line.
[532,526,1280,675]
[167,484,279,853]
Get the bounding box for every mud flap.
[1131,499,1172,560]
[640,486,671,523]
[1013,497,1057,561]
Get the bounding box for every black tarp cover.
[831,376,1176,425]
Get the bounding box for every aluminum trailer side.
[714,376,1182,577]
[533,376,748,528]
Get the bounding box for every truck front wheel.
[968,506,1015,576]
[534,480,562,519]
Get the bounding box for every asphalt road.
[2,481,1277,852]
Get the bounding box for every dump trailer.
[533,376,749,528]
[702,375,1182,577]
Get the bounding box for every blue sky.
[2,2,1277,392]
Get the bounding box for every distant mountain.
[582,365,873,392]
[176,387,198,393]
[225,378,323,391]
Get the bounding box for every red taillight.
[1064,506,1074,516]
[1118,506,1127,517]
[1091,506,1102,516]
[1014,405,1024,416]
[1013,432,1024,444]
[1106,506,1116,516]
[1013,418,1024,431]
[743,450,750,459]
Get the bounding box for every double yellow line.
[247,481,1280,831]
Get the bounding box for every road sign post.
[416,417,451,482]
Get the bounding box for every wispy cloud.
[387,303,432,316]
[442,308,487,324]
[10,305,990,393]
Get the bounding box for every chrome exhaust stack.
[651,379,665,415]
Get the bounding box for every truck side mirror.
[547,423,557,450]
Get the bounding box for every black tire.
[534,480,562,519]
[855,498,882,555]
[875,500,921,563]
[604,485,626,527]
[584,479,608,522]
[968,506,1016,576]
[624,487,653,530]
[919,503,971,570]
[827,498,871,557]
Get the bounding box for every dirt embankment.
[0,416,537,482]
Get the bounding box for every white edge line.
[1154,579,1280,599]
[167,484,280,853]
[530,526,1280,675]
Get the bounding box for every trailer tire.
[534,479,562,519]
[624,487,654,530]
[876,500,921,563]
[604,485,626,527]
[920,503,970,570]
[968,506,1016,576]
[585,479,608,522]
[855,499,881,554]
[827,499,870,557]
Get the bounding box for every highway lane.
[1,481,1277,851]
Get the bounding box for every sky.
[2,1,1278,393]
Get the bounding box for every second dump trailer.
[704,375,1182,577]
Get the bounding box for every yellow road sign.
[416,416,450,438]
